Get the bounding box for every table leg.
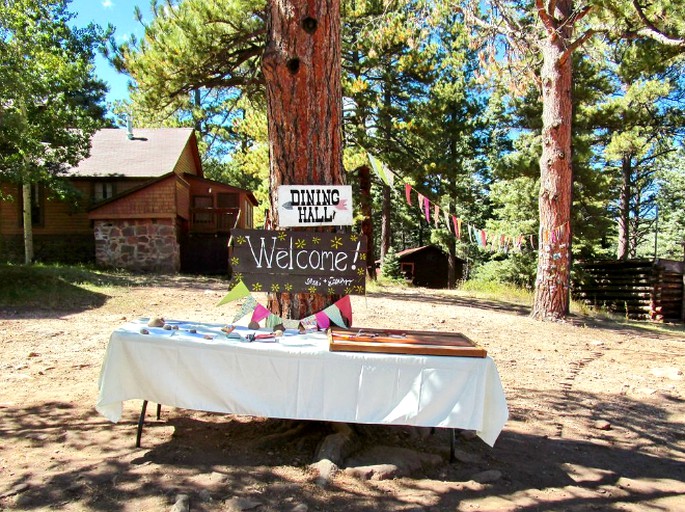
[449,428,456,463]
[136,400,148,448]
[135,401,163,447]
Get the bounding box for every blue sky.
[69,0,147,104]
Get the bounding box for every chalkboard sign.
[231,229,367,295]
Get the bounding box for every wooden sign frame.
[231,229,367,295]
[328,327,487,357]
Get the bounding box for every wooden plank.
[328,327,487,358]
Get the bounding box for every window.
[192,195,214,226]
[93,182,115,202]
[217,193,239,208]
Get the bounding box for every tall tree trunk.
[380,184,391,261]
[22,182,34,265]
[617,155,631,260]
[447,198,457,289]
[379,81,392,262]
[358,164,377,280]
[262,0,344,319]
[531,0,574,321]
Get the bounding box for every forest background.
[4,0,685,300]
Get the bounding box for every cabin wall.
[172,146,201,176]
[94,218,180,273]
[89,178,177,220]
[574,259,684,322]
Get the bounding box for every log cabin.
[0,127,258,274]
[394,245,465,288]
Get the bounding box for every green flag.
[323,304,347,328]
[232,296,257,323]
[368,153,394,187]
[217,280,251,306]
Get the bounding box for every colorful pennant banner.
[399,182,569,255]
[217,279,354,331]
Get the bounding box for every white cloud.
[102,0,114,8]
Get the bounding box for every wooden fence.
[573,259,684,322]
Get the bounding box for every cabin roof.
[68,127,197,178]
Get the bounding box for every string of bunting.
[368,152,569,253]
[217,279,353,330]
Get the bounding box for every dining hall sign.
[230,229,367,295]
[277,185,354,227]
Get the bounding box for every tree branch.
[631,0,685,47]
[535,0,557,39]
[558,28,596,66]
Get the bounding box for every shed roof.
[69,127,197,178]
[395,245,465,261]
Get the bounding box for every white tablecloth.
[96,320,508,446]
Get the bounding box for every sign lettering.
[277,185,354,227]
[231,229,366,295]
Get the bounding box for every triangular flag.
[300,315,318,330]
[334,295,353,326]
[423,197,431,223]
[368,153,393,186]
[452,216,462,239]
[282,318,300,330]
[323,304,347,327]
[444,211,452,233]
[315,311,331,329]
[251,303,271,323]
[232,296,257,323]
[216,280,250,306]
[265,313,283,329]
[404,183,412,206]
[433,204,440,227]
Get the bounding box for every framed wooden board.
[328,327,487,358]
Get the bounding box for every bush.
[380,246,403,281]
[469,252,537,289]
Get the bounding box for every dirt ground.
[1,275,684,512]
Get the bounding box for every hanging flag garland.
[397,182,569,255]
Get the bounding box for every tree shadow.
[366,289,533,317]
[1,385,683,511]
[0,267,230,320]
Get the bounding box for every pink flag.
[335,295,353,326]
[250,303,271,323]
[452,217,462,239]
[315,311,330,329]
[423,197,430,223]
[433,204,440,227]
[404,183,412,206]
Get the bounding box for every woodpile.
[573,259,684,322]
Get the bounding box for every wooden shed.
[573,259,684,322]
[396,245,464,289]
